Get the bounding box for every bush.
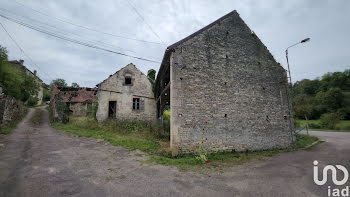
[27,97,38,107]
[308,122,321,129]
[320,113,342,129]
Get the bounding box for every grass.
[148,135,320,171]
[51,117,165,153]
[51,116,321,171]
[295,119,350,131]
[31,109,43,125]
[0,108,28,135]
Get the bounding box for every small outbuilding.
[50,86,97,122]
[95,63,156,122]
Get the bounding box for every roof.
[155,10,238,98]
[96,63,145,87]
[7,60,43,82]
[51,86,97,103]
[167,10,238,50]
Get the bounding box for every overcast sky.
[0,0,349,87]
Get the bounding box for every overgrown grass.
[51,117,166,153]
[51,116,321,171]
[148,135,320,171]
[31,109,43,125]
[295,119,350,131]
[0,108,28,135]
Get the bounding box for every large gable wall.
[169,11,294,153]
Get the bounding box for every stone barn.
[50,86,97,122]
[95,63,156,122]
[155,10,294,154]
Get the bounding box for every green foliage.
[51,117,168,152]
[163,110,170,134]
[0,45,8,63]
[27,97,39,107]
[71,82,80,88]
[50,78,67,88]
[147,69,156,92]
[0,46,40,105]
[292,70,349,120]
[320,112,343,129]
[295,134,319,149]
[148,135,319,170]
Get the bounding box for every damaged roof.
[51,86,97,103]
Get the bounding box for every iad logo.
[313,160,349,197]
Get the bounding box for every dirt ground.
[0,108,349,196]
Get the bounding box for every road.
[0,108,349,197]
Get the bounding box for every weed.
[31,109,43,125]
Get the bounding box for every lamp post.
[285,37,310,143]
[285,38,310,85]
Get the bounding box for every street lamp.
[285,38,310,85]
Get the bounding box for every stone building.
[50,86,97,122]
[155,10,294,154]
[8,60,43,105]
[95,63,156,122]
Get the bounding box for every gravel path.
[0,108,349,196]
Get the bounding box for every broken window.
[125,77,132,85]
[108,101,116,118]
[133,98,145,111]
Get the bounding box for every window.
[133,98,140,110]
[125,77,132,85]
[133,98,145,111]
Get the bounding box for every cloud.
[0,0,349,87]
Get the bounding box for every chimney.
[19,59,24,64]
[34,70,37,76]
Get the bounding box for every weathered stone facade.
[0,95,27,129]
[155,10,294,154]
[96,63,156,122]
[50,86,97,122]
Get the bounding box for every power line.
[0,8,136,54]
[0,20,55,81]
[0,14,162,64]
[12,0,166,46]
[126,0,166,45]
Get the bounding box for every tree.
[71,82,80,88]
[50,78,67,89]
[147,69,156,92]
[316,87,344,112]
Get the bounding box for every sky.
[0,0,349,87]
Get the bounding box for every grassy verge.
[147,134,320,171]
[31,109,43,125]
[295,119,350,131]
[51,117,321,171]
[0,108,28,135]
[51,117,166,153]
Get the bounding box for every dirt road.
[0,108,349,196]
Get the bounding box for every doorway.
[108,101,116,118]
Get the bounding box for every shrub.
[27,97,38,107]
[320,113,341,129]
[308,122,321,129]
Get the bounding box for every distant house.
[95,63,156,122]
[8,60,43,105]
[155,10,294,154]
[50,86,97,122]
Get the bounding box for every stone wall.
[0,95,27,128]
[96,63,156,122]
[169,11,294,153]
